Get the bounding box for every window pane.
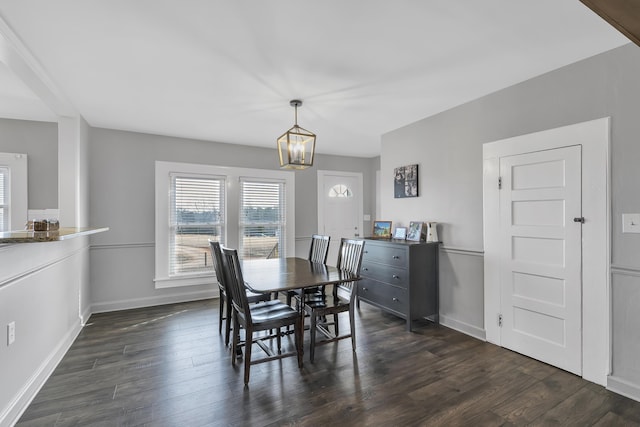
[241,225,280,259]
[240,180,285,260]
[170,175,224,276]
[171,225,222,275]
[328,184,353,198]
[0,167,6,204]
[0,167,7,231]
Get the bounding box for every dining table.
[240,257,359,295]
[239,257,360,358]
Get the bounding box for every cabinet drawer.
[363,244,407,268]
[361,262,408,288]
[357,279,407,316]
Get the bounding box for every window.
[169,174,225,276]
[0,153,27,232]
[155,161,295,289]
[0,167,8,231]
[240,179,286,259]
[328,184,353,198]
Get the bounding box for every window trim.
[155,161,295,289]
[0,153,27,231]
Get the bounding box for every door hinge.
[498,314,503,327]
[573,217,585,223]
[498,177,502,189]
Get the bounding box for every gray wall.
[88,127,377,310]
[0,118,57,209]
[381,42,640,391]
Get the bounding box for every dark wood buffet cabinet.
[357,238,439,331]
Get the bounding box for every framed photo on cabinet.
[393,227,407,240]
[372,220,393,239]
[406,221,424,241]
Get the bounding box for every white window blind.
[0,167,7,231]
[169,174,225,276]
[239,179,286,259]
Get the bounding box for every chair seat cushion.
[304,296,349,310]
[250,300,299,324]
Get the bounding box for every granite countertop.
[0,227,109,243]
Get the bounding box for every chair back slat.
[337,238,365,276]
[209,240,226,289]
[220,247,251,321]
[335,238,365,300]
[308,234,330,264]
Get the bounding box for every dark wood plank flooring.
[16,299,640,426]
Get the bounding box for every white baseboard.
[91,289,219,314]
[80,304,92,326]
[607,375,640,403]
[1,318,83,427]
[440,314,486,341]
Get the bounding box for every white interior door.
[499,145,582,375]
[318,171,363,267]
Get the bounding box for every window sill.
[154,274,215,289]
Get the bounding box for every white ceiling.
[0,1,630,157]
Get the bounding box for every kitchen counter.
[0,227,109,243]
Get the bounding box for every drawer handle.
[392,274,400,279]
[392,255,400,259]
[364,250,369,254]
[363,268,368,272]
[362,287,368,292]
[392,297,399,302]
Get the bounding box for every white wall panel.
[0,239,89,426]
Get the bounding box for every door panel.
[317,171,363,267]
[500,145,582,375]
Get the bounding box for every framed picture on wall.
[372,220,393,239]
[394,164,419,198]
[406,221,424,241]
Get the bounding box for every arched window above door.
[328,184,353,198]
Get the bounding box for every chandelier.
[277,100,316,169]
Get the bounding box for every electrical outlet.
[7,321,15,346]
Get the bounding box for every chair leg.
[244,326,253,386]
[277,328,282,353]
[334,313,339,336]
[295,317,303,368]
[349,306,356,352]
[224,298,233,347]
[218,294,224,334]
[310,310,317,363]
[231,314,239,367]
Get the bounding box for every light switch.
[363,214,371,221]
[622,214,640,233]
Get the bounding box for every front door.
[499,145,582,375]
[317,171,363,267]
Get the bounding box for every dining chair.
[221,246,304,386]
[209,240,270,347]
[302,238,365,362]
[286,234,331,307]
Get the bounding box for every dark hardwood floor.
[16,299,640,426]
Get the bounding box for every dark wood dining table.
[240,257,359,295]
